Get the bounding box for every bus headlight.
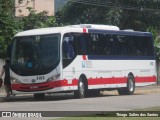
[11,77,21,84]
[47,74,60,82]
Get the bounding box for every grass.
[52,118,160,120]
[134,106,160,111]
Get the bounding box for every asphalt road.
[0,89,160,111]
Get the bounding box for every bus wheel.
[74,78,86,98]
[34,93,45,100]
[118,75,135,95]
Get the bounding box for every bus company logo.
[82,61,93,68]
[82,61,85,68]
[2,112,11,117]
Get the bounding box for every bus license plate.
[30,86,38,89]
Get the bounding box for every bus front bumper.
[11,79,78,93]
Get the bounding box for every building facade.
[15,0,69,17]
[15,0,54,17]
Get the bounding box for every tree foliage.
[57,0,160,58]
[21,8,58,30]
[0,0,57,58]
[0,0,19,57]
[147,27,160,59]
[57,0,160,30]
[1,0,160,58]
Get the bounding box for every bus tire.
[34,93,45,100]
[118,75,135,95]
[74,77,86,98]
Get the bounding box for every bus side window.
[117,35,127,56]
[127,37,136,56]
[62,34,76,68]
[62,39,67,58]
[134,36,143,56]
[104,34,111,55]
[140,37,152,56]
[109,35,116,55]
[145,36,153,56]
[79,34,87,55]
[63,36,74,59]
[98,34,106,55]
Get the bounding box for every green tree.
[147,27,160,60]
[0,0,58,58]
[0,0,19,58]
[57,0,160,57]
[57,0,160,30]
[57,1,123,26]
[21,8,58,30]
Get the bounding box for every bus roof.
[15,24,152,37]
[15,27,66,37]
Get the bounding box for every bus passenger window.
[91,34,100,55]
[79,35,87,55]
[109,36,116,55]
[117,35,127,56]
[103,35,111,55]
[62,34,76,68]
[126,38,136,56]
[63,37,74,59]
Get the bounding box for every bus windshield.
[11,34,60,76]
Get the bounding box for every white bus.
[10,24,157,99]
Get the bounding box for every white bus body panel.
[11,24,157,94]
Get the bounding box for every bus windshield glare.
[11,34,60,76]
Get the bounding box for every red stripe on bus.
[88,77,127,85]
[11,76,156,92]
[135,76,156,83]
[82,55,87,60]
[87,76,156,85]
[83,28,87,33]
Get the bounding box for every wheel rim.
[79,81,85,96]
[128,78,134,92]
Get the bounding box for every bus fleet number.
[37,76,45,80]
